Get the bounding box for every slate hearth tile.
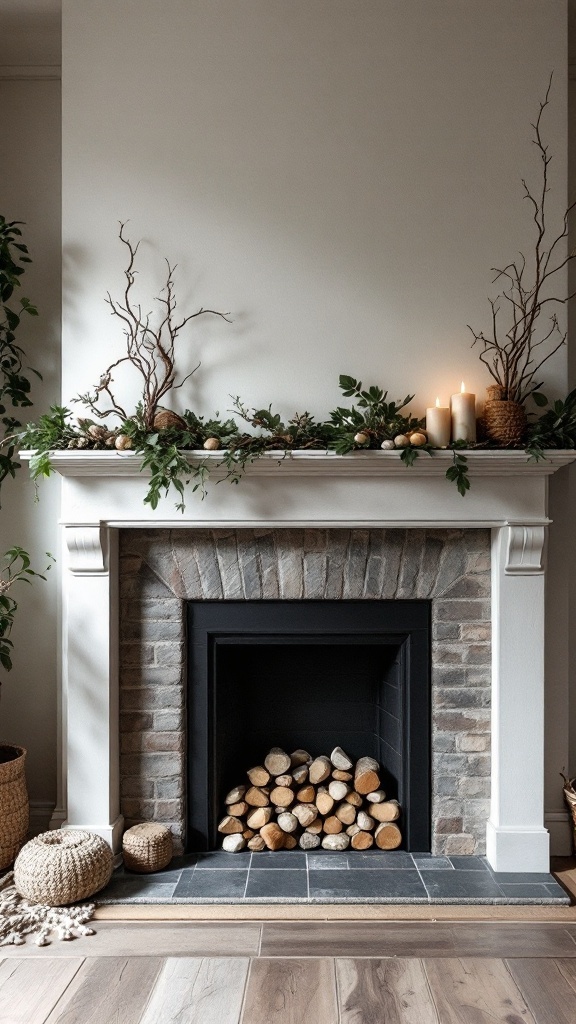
[97,879,177,901]
[119,866,185,884]
[307,854,351,871]
[246,869,308,899]
[546,882,571,899]
[420,870,503,901]
[194,852,252,870]
[173,869,248,899]
[498,883,569,902]
[448,856,490,871]
[349,852,415,870]
[412,855,454,870]
[488,871,559,884]
[309,869,427,901]
[250,851,307,869]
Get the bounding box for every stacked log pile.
[218,746,402,853]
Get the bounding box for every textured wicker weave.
[0,746,29,870]
[484,386,527,445]
[122,823,173,873]
[14,830,113,906]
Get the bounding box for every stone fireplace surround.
[34,448,576,874]
[119,526,491,857]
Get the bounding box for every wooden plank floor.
[1,920,576,1022]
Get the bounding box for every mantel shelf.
[18,448,576,479]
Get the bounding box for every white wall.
[1,78,61,825]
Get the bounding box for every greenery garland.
[18,375,576,514]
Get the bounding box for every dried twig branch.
[77,223,231,429]
[469,74,576,403]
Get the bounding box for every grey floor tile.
[413,855,453,870]
[194,852,252,870]
[307,853,351,871]
[118,866,185,884]
[309,869,427,901]
[421,870,503,901]
[448,856,490,871]
[173,869,248,899]
[546,882,570,898]
[349,852,415,870]
[498,883,569,902]
[97,879,176,901]
[249,851,307,869]
[246,869,308,899]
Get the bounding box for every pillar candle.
[426,397,451,448]
[451,382,476,443]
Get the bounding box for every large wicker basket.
[0,745,29,870]
[484,385,527,446]
[14,830,113,906]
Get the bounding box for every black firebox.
[186,600,431,852]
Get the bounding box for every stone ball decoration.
[122,822,173,873]
[380,439,395,450]
[409,432,427,446]
[203,437,221,451]
[353,432,370,445]
[14,830,113,906]
[393,434,409,448]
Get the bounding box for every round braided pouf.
[13,830,113,906]
[122,823,173,873]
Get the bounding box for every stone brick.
[153,710,184,732]
[124,598,182,621]
[464,754,491,777]
[120,778,155,799]
[465,667,492,687]
[121,642,156,666]
[156,799,184,819]
[457,733,490,752]
[142,731,184,753]
[432,642,466,664]
[121,619,184,643]
[432,622,461,641]
[458,777,490,798]
[155,778,184,799]
[121,667,182,687]
[120,686,184,711]
[435,776,459,797]
[461,623,491,642]
[435,817,463,834]
[434,733,457,753]
[434,710,491,733]
[121,799,156,820]
[120,712,154,732]
[464,644,491,665]
[443,834,477,855]
[121,752,184,779]
[154,642,185,667]
[433,688,491,709]
[434,599,491,622]
[466,551,491,574]
[433,753,469,776]
[431,666,466,687]
[441,575,490,599]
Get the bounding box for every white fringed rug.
[0,871,96,946]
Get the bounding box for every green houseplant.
[0,216,52,866]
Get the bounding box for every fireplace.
[32,447,576,872]
[187,599,431,851]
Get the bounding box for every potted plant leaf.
[0,215,52,866]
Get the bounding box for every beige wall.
[3,1,575,846]
[1,78,61,822]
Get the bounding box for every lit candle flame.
[461,381,466,393]
[435,397,441,407]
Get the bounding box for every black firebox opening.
[186,600,431,852]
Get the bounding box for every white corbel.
[504,523,547,575]
[64,525,108,575]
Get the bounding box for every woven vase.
[0,745,29,870]
[483,385,527,446]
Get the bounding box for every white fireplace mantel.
[23,448,576,872]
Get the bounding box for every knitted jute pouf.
[122,823,173,873]
[14,830,113,906]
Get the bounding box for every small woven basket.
[0,745,29,870]
[14,830,113,906]
[484,385,527,446]
[122,823,173,873]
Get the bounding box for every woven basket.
[122,823,173,873]
[0,745,29,870]
[484,385,527,446]
[14,830,113,906]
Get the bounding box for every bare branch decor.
[77,223,231,430]
[469,74,576,407]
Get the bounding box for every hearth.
[187,600,431,852]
